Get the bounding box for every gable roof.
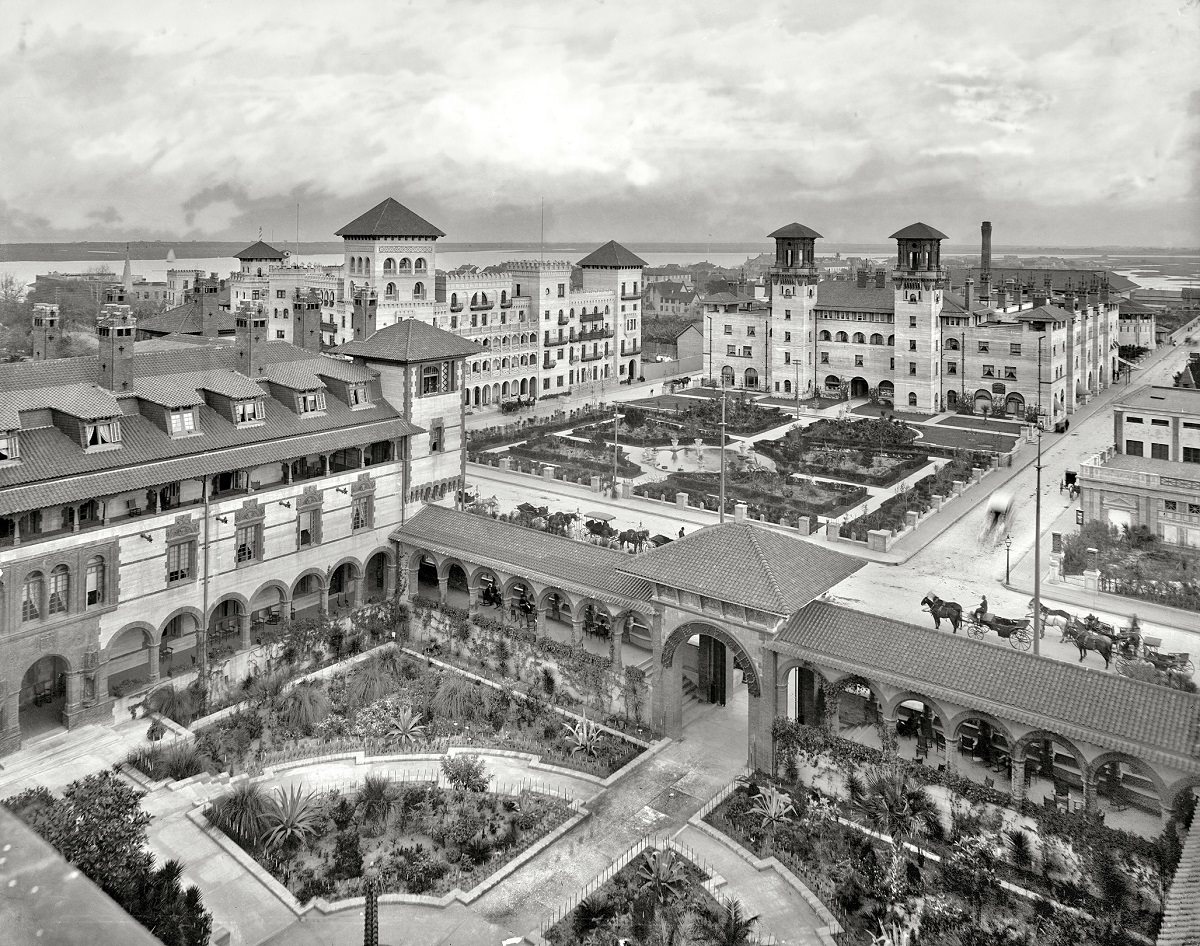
[1013,303,1075,323]
[773,601,1200,773]
[889,222,948,241]
[333,318,479,364]
[136,301,236,337]
[235,240,285,261]
[768,222,823,240]
[335,198,445,239]
[618,522,864,615]
[393,505,651,607]
[576,241,647,268]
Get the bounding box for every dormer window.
[0,430,18,462]
[168,408,197,436]
[348,383,372,408]
[85,419,122,450]
[234,399,265,425]
[298,391,326,414]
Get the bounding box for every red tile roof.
[773,601,1200,773]
[333,318,479,364]
[234,240,285,260]
[889,222,948,241]
[136,301,235,336]
[335,198,445,239]
[618,522,864,615]
[814,281,894,313]
[576,241,647,269]
[393,505,651,608]
[1158,813,1200,945]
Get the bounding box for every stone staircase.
[0,719,148,797]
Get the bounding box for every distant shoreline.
[3,240,1197,263]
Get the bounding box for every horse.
[618,528,650,552]
[1062,621,1114,669]
[1025,600,1072,636]
[920,594,963,634]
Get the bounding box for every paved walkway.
[141,690,825,945]
[0,714,150,799]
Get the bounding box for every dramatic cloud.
[0,0,1196,247]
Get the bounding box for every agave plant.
[387,707,427,747]
[637,847,689,905]
[356,774,398,828]
[208,781,268,845]
[562,716,602,757]
[260,785,323,852]
[693,895,760,946]
[749,786,796,836]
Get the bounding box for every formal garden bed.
[489,435,643,481]
[202,760,574,904]
[701,720,1188,945]
[1061,521,1200,613]
[839,455,989,540]
[3,772,213,946]
[543,843,757,946]
[756,434,931,488]
[467,406,615,450]
[571,406,687,448]
[636,469,866,522]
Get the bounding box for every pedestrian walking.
[678,526,685,539]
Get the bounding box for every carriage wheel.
[1011,629,1032,651]
[1114,656,1130,676]
[1179,658,1195,679]
[967,622,986,640]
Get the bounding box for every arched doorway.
[364,550,392,602]
[415,555,439,599]
[1090,753,1165,835]
[824,374,840,395]
[329,562,360,612]
[743,368,758,389]
[1013,730,1087,805]
[1005,393,1025,417]
[291,572,325,620]
[20,655,68,739]
[974,388,993,411]
[628,359,636,380]
[721,365,735,387]
[444,562,470,609]
[106,625,154,697]
[782,663,828,727]
[946,389,958,409]
[877,380,894,405]
[249,583,287,635]
[208,597,247,661]
[850,376,869,398]
[159,610,201,678]
[658,622,759,737]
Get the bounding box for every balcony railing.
[621,291,642,301]
[450,303,464,313]
[578,327,613,342]
[500,299,513,309]
[557,314,571,325]
[471,300,494,311]
[580,311,604,323]
[542,356,557,369]
[580,350,604,362]
[621,342,641,356]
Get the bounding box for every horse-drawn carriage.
[967,610,1033,650]
[1113,633,1195,678]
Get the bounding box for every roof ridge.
[746,524,787,611]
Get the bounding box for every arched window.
[570,308,575,317]
[413,282,425,301]
[472,361,480,372]
[481,292,489,306]
[385,282,397,298]
[818,330,831,341]
[852,332,865,344]
[887,335,895,346]
[86,556,105,607]
[835,331,848,343]
[451,293,458,309]
[399,258,412,273]
[414,258,426,272]
[604,305,610,314]
[870,333,883,345]
[908,393,918,406]
[502,357,510,369]
[501,290,508,304]
[22,571,43,622]
[481,338,489,348]
[364,258,371,275]
[483,360,490,371]
[383,258,396,274]
[783,379,792,393]
[49,564,69,615]
[945,337,960,350]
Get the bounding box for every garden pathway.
[141,689,827,945]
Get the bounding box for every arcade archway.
[657,621,759,737]
[20,655,69,739]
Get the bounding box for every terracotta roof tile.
[618,522,864,615]
[335,197,445,238]
[393,505,652,608]
[1158,812,1200,945]
[136,302,236,336]
[815,281,895,313]
[577,241,647,269]
[889,222,948,240]
[773,601,1200,773]
[768,223,823,240]
[333,318,479,364]
[5,384,122,426]
[234,240,285,260]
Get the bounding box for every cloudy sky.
[2,0,1197,248]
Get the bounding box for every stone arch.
[1086,750,1168,807]
[437,556,469,582]
[536,585,574,613]
[158,606,204,646]
[208,590,249,618]
[250,578,291,606]
[292,568,326,595]
[944,709,1015,750]
[105,621,154,656]
[326,555,362,582]
[1011,728,1088,790]
[661,621,760,697]
[882,689,950,724]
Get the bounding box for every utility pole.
[1037,335,1044,421]
[707,315,713,386]
[719,377,727,523]
[1033,429,1043,655]
[612,405,620,499]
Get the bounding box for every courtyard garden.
[202,760,574,904]
[756,434,931,488]
[839,455,989,540]
[1062,521,1200,613]
[635,469,866,523]
[480,435,643,482]
[543,844,758,946]
[700,720,1188,945]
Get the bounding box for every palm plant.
[356,774,398,828]
[279,681,330,734]
[208,781,268,846]
[693,895,760,946]
[348,656,396,707]
[1005,826,1035,872]
[144,685,197,726]
[260,785,323,852]
[847,766,938,847]
[637,847,689,906]
[387,707,427,746]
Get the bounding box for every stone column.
[649,604,666,733]
[319,585,330,613]
[384,562,397,599]
[0,684,20,756]
[610,619,624,672]
[238,613,252,651]
[148,642,161,683]
[1010,751,1026,804]
[437,575,449,604]
[881,712,899,757]
[571,613,585,647]
[943,745,956,774]
[467,578,481,616]
[1083,767,1097,813]
[753,648,780,774]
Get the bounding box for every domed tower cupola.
[768,222,821,273]
[889,222,948,287]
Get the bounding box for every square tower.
[889,223,948,413]
[336,197,445,306]
[577,241,647,384]
[766,223,822,398]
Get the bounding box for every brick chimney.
[995,288,1008,310]
[351,287,378,340]
[197,274,226,337]
[234,304,267,376]
[963,277,974,307]
[97,304,136,392]
[980,221,992,272]
[293,290,323,352]
[874,268,887,289]
[1033,291,1049,307]
[856,268,869,288]
[31,303,61,361]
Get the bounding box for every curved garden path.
[142,689,826,945]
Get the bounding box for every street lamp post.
[1004,534,1012,585]
[1032,429,1043,654]
[719,375,727,524]
[612,405,620,499]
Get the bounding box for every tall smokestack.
[980,221,992,273]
